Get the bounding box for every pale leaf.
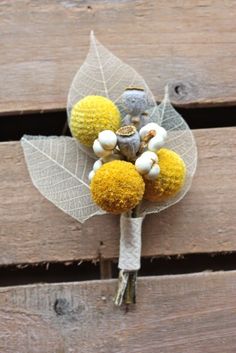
[21,135,104,223]
[67,31,160,124]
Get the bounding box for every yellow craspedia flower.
[144,148,186,202]
[91,160,145,214]
[70,96,121,147]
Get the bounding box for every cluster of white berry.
[135,123,167,180]
[89,130,121,181]
[92,130,117,158]
[89,122,167,182]
[139,123,167,151]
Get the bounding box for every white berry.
[148,135,165,151]
[140,151,158,162]
[88,170,95,181]
[139,123,167,151]
[139,123,160,140]
[145,164,160,180]
[93,139,112,158]
[98,130,117,150]
[158,126,167,140]
[135,157,153,175]
[93,159,103,171]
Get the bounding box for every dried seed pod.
[116,125,141,161]
[122,87,148,116]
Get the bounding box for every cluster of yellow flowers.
[91,161,145,213]
[70,95,186,214]
[70,96,120,147]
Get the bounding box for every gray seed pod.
[116,125,141,162]
[122,87,148,116]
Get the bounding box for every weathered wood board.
[0,127,235,265]
[0,271,236,352]
[1,0,236,115]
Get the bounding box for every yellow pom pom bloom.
[144,148,186,202]
[70,96,121,147]
[91,160,145,214]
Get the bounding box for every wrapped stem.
[114,212,144,306]
[118,214,143,271]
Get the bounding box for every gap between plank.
[1,252,236,287]
[0,106,236,142]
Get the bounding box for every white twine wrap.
[118,214,144,271]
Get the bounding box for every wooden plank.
[0,127,235,265]
[1,0,236,115]
[1,271,236,352]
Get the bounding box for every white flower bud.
[139,123,160,140]
[98,130,117,150]
[135,150,160,179]
[145,164,160,180]
[139,123,167,146]
[140,151,158,162]
[148,135,165,151]
[88,170,95,181]
[135,157,153,175]
[93,159,103,171]
[93,139,112,158]
[158,126,167,140]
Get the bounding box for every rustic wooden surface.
[0,127,235,266]
[1,0,236,115]
[0,270,236,352]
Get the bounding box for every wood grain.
[1,0,236,115]
[0,127,235,266]
[1,271,236,352]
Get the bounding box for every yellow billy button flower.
[91,160,145,214]
[70,96,121,147]
[144,148,186,202]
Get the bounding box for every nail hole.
[174,85,181,95]
[173,82,190,99]
[100,241,104,246]
[87,5,92,10]
[54,298,70,316]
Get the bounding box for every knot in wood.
[54,298,70,316]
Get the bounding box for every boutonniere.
[21,32,197,306]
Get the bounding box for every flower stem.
[124,271,137,304]
[114,205,142,306]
